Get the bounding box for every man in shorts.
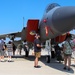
[33,33,42,68]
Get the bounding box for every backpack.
[64,41,72,55]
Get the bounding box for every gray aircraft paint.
[39,3,75,41]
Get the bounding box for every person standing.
[17,44,22,55]
[71,39,75,67]
[12,43,16,56]
[54,44,62,63]
[0,39,5,62]
[23,40,29,57]
[33,33,42,68]
[63,34,72,71]
[3,42,7,57]
[7,41,13,62]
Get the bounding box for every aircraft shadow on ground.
[41,57,74,74]
[11,55,74,74]
[25,55,74,74]
[12,55,26,58]
[11,55,35,61]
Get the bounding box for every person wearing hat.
[33,33,42,68]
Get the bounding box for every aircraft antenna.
[23,17,24,28]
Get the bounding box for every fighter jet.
[0,3,75,44]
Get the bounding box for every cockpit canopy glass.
[46,3,60,13]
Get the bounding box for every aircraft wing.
[0,32,21,40]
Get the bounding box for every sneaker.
[34,66,36,68]
[63,67,66,70]
[34,66,41,68]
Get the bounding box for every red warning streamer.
[45,26,49,36]
[45,26,54,36]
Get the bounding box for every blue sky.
[0,0,75,35]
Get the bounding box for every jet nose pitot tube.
[52,6,75,33]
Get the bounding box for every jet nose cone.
[52,6,75,33]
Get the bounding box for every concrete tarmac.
[0,56,75,75]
